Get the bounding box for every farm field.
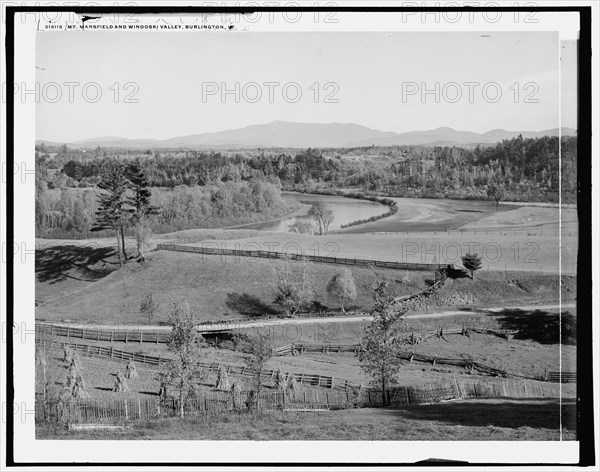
[36,398,576,441]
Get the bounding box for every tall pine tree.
[92,160,132,266]
[127,160,159,260]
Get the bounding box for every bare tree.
[327,268,357,313]
[243,329,273,410]
[140,293,160,324]
[272,255,315,317]
[356,280,406,406]
[157,301,205,418]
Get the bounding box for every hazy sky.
[36,30,576,142]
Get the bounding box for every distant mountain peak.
[37,122,577,149]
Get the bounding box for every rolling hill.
[37,121,576,149]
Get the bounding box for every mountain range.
[37,121,576,149]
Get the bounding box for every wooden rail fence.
[37,323,172,343]
[270,342,535,380]
[156,243,449,272]
[35,339,361,391]
[546,371,577,383]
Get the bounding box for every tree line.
[35,161,292,239]
[37,134,577,204]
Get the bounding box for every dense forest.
[35,135,577,238]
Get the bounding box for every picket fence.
[363,377,570,407]
[156,243,448,272]
[35,376,569,424]
[36,388,352,424]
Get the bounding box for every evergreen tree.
[462,253,483,278]
[91,160,132,266]
[127,160,159,259]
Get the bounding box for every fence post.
[330,376,334,389]
[453,376,461,399]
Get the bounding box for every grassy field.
[36,398,576,441]
[194,229,577,274]
[35,246,575,324]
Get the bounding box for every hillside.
[36,243,576,325]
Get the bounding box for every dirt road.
[36,302,576,333]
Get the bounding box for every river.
[239,192,389,232]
